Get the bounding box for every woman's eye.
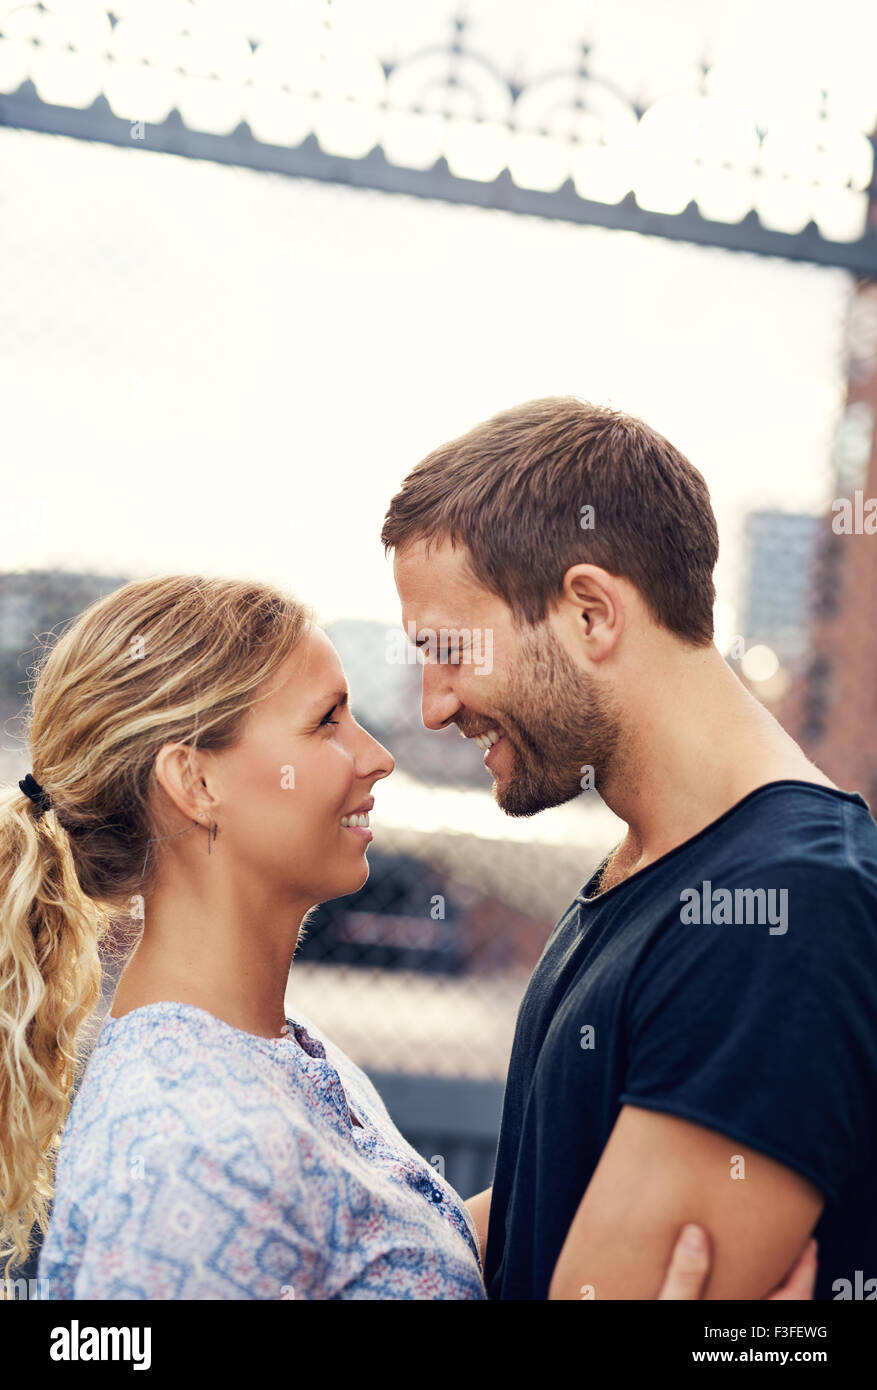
[320,713,340,727]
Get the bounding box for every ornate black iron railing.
[1,3,876,273]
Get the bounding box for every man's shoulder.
[663,780,877,886]
[729,777,874,836]
[538,782,877,981]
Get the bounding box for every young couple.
[3,397,875,1301]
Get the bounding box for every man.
[381,396,877,1300]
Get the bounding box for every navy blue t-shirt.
[484,781,877,1301]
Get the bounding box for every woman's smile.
[341,815,373,842]
[340,793,375,842]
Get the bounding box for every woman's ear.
[154,743,216,823]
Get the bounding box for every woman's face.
[206,623,395,907]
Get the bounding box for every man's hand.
[549,1105,824,1299]
[656,1225,818,1300]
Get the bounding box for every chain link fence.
[2,11,874,1284]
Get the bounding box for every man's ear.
[559,563,624,659]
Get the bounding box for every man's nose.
[420,663,460,732]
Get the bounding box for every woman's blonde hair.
[0,574,314,1279]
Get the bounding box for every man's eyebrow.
[403,621,442,640]
[414,629,464,644]
[307,688,350,714]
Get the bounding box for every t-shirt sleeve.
[618,859,877,1204]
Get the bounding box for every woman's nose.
[361,731,395,780]
[374,741,395,779]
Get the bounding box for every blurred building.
[0,569,128,711]
[740,511,823,667]
[779,281,877,808]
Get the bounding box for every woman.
[0,575,815,1299]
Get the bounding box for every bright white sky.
[0,125,851,647]
[0,0,871,847]
[0,0,868,649]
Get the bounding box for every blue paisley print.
[37,1000,486,1300]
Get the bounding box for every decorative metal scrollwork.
[1,2,875,272]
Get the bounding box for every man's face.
[393,538,620,816]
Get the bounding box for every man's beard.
[486,622,621,817]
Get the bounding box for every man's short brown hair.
[381,396,719,645]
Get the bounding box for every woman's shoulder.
[63,1001,304,1150]
[86,998,279,1086]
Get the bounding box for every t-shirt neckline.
[576,778,869,908]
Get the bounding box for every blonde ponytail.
[0,787,107,1280]
[0,573,313,1282]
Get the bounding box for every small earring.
[208,819,218,855]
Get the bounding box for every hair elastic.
[19,773,52,818]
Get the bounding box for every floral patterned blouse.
[38,1000,487,1300]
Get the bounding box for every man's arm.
[465,1185,492,1265]
[548,1105,824,1300]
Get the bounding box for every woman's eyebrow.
[307,688,349,715]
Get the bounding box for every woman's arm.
[465,1186,492,1264]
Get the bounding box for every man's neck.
[595,644,836,890]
